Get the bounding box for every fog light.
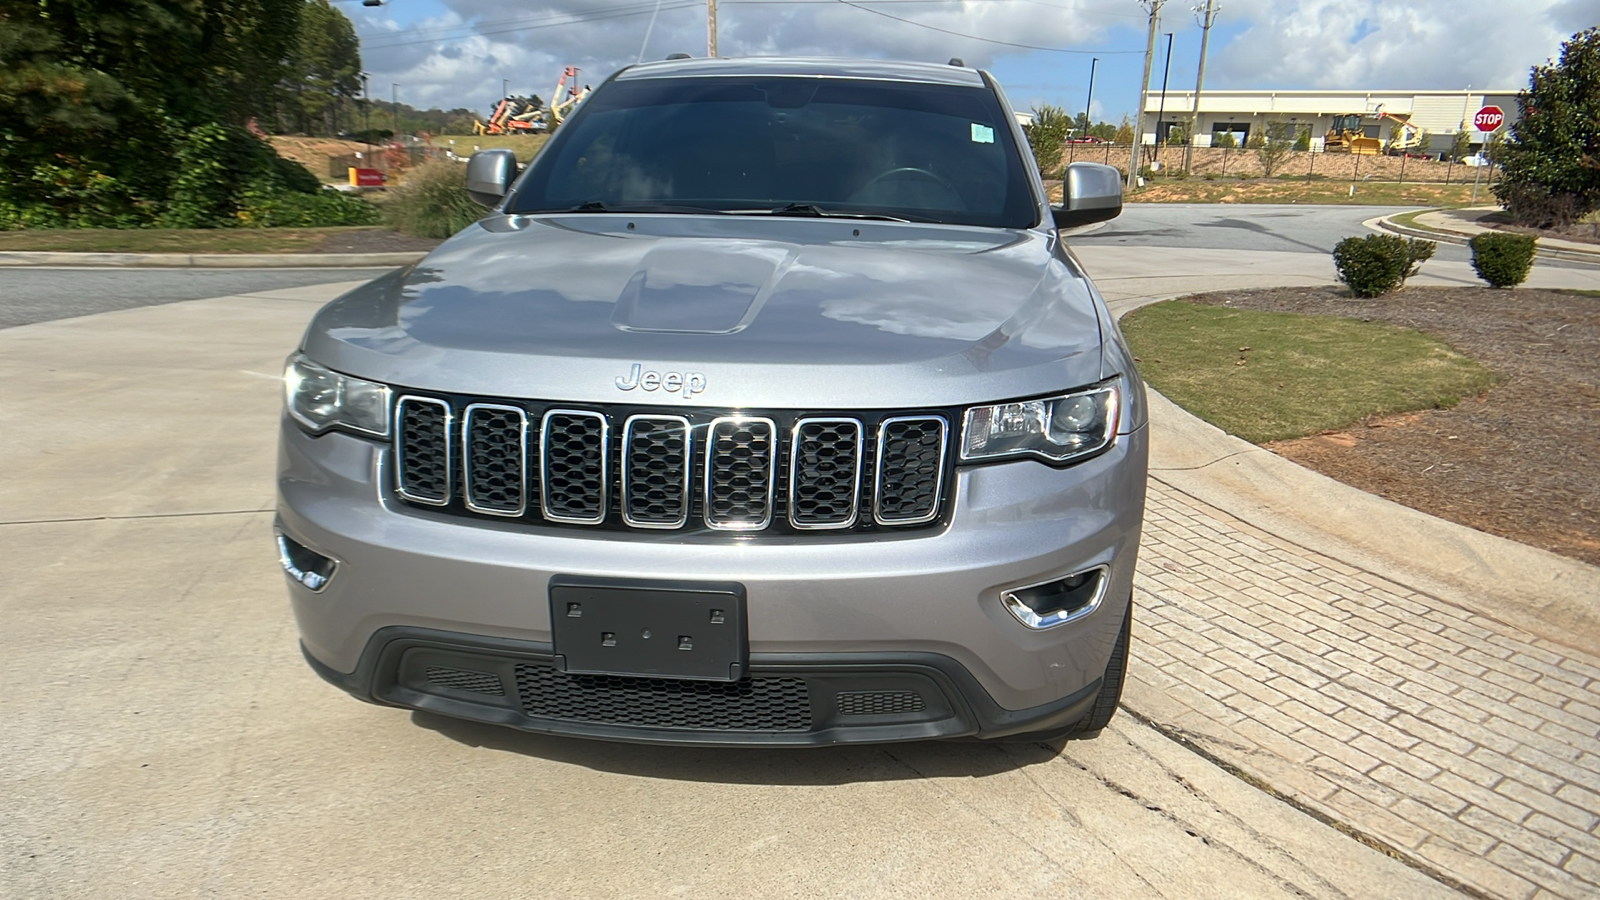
[276,531,338,592]
[1001,566,1108,629]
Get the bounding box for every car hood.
[303,214,1108,409]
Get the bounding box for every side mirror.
[1051,162,1122,230]
[465,149,519,208]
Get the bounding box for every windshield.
[507,75,1037,228]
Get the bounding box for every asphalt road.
[1077,202,1593,271]
[0,267,396,329]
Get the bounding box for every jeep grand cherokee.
[276,56,1147,745]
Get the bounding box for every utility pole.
[1083,57,1099,139]
[392,83,400,140]
[707,0,717,57]
[1155,32,1174,170]
[1186,0,1219,173]
[503,78,509,99]
[1128,0,1164,190]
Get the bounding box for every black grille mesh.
[542,412,606,521]
[426,666,505,696]
[624,418,689,526]
[397,399,450,503]
[876,418,945,523]
[393,398,950,533]
[707,419,775,528]
[837,691,926,716]
[465,407,525,514]
[790,419,862,528]
[515,666,811,731]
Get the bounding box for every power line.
[835,0,1146,54]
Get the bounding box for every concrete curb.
[0,250,427,268]
[1371,212,1600,266]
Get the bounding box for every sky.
[338,0,1596,122]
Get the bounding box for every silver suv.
[277,57,1146,746]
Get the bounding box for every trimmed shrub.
[1469,232,1537,288]
[1332,234,1410,297]
[1403,238,1437,285]
[383,159,487,239]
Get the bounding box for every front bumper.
[305,626,1103,745]
[277,418,1147,720]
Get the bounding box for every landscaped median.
[1122,286,1600,565]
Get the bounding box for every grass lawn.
[1130,178,1483,206]
[1120,300,1496,443]
[0,226,393,254]
[440,133,550,163]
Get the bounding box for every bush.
[1333,234,1411,297]
[1469,232,1537,287]
[383,159,487,239]
[1024,105,1072,179]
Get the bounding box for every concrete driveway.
[0,279,1460,899]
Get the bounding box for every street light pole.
[392,83,400,139]
[1083,57,1098,140]
[503,78,509,99]
[1128,0,1164,190]
[361,73,371,161]
[1155,32,1174,169]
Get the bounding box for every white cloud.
[352,0,1583,115]
[1207,0,1582,90]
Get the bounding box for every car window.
[508,76,1038,228]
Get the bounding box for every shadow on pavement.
[410,710,1061,785]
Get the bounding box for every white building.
[1141,89,1519,152]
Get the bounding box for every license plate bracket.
[549,577,748,682]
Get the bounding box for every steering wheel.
[857,166,959,195]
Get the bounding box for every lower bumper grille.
[514,665,811,732]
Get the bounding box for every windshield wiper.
[557,201,729,215]
[761,203,935,223]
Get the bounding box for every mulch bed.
[310,229,443,253]
[1180,286,1600,567]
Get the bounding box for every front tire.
[995,597,1131,744]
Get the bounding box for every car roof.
[615,56,987,88]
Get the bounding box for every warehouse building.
[1141,89,1519,153]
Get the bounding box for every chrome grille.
[622,415,690,528]
[392,397,950,534]
[463,404,527,516]
[540,410,607,524]
[395,396,451,505]
[875,416,948,525]
[789,418,863,529]
[705,417,777,531]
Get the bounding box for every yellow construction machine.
[1324,110,1423,155]
[1323,114,1382,155]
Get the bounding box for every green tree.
[1255,121,1295,176]
[1493,27,1600,228]
[1450,125,1473,161]
[1024,104,1072,178]
[1114,115,1133,144]
[1292,126,1311,152]
[1213,130,1237,149]
[0,0,372,228]
[283,0,362,135]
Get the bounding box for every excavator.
[1323,109,1423,155]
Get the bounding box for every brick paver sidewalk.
[1127,477,1600,900]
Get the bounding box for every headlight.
[960,382,1119,465]
[284,353,391,437]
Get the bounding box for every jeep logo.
[615,363,706,398]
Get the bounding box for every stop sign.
[1474,106,1505,132]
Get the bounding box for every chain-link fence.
[1060,143,1497,185]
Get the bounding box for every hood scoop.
[610,242,794,334]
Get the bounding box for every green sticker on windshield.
[971,123,995,144]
